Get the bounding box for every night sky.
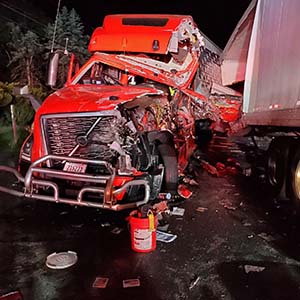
[41,0,252,49]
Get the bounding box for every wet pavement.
[1,137,300,300]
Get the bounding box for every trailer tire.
[266,137,289,199]
[287,145,300,211]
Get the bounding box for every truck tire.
[157,143,178,193]
[287,145,300,210]
[266,137,289,199]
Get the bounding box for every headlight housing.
[20,133,33,162]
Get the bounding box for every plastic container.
[128,211,158,253]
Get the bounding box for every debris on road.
[156,230,177,243]
[219,199,237,211]
[242,221,252,227]
[71,223,83,228]
[153,201,169,214]
[183,177,199,186]
[122,278,140,288]
[0,291,23,300]
[257,232,276,242]
[111,227,124,235]
[100,222,111,227]
[189,276,200,290]
[157,223,170,232]
[93,277,109,289]
[46,251,78,269]
[199,158,241,177]
[178,184,193,199]
[201,160,219,176]
[244,265,265,274]
[196,207,208,213]
[170,207,185,216]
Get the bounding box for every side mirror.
[47,52,60,87]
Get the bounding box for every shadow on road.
[218,260,300,300]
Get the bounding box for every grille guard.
[0,155,150,211]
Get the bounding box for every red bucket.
[128,211,158,253]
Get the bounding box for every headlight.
[20,134,33,162]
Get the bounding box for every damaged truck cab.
[0,14,241,210]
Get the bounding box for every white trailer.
[221,0,300,209]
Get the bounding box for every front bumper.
[0,155,150,211]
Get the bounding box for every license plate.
[63,162,87,173]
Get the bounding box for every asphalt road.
[1,137,300,300]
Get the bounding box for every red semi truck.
[0,14,241,210]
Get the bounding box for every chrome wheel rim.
[294,161,300,200]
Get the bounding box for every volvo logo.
[76,135,88,147]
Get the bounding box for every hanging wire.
[50,0,62,53]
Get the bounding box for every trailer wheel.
[287,145,300,210]
[266,137,289,199]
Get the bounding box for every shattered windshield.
[73,61,122,85]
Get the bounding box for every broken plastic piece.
[156,230,177,243]
[244,265,265,274]
[171,207,185,216]
[93,277,109,288]
[123,278,140,288]
[46,251,78,269]
[178,184,192,199]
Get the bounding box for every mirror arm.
[66,53,75,85]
